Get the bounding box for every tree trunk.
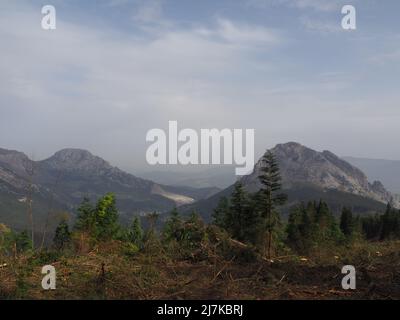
[266,190,273,259]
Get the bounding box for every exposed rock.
[42,149,113,173]
[242,142,399,207]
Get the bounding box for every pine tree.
[361,214,381,239]
[286,205,304,251]
[94,193,120,240]
[300,204,312,236]
[228,182,248,241]
[74,197,95,233]
[287,201,343,253]
[183,212,206,249]
[316,200,329,226]
[219,183,261,245]
[287,203,314,253]
[163,207,184,242]
[257,150,287,258]
[212,196,230,229]
[15,230,32,253]
[128,216,144,247]
[53,219,71,250]
[74,194,121,241]
[340,207,354,237]
[310,201,343,246]
[245,192,265,245]
[379,203,400,240]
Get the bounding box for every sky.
[0,0,399,175]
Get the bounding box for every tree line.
[211,151,400,256]
[0,190,213,261]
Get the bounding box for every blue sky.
[0,0,399,173]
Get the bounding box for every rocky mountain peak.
[273,142,310,156]
[0,148,33,177]
[243,142,398,207]
[0,148,30,163]
[42,148,112,173]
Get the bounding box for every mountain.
[2,143,398,232]
[183,142,396,221]
[0,148,217,231]
[343,157,400,194]
[243,142,395,205]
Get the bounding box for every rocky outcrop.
[242,142,399,207]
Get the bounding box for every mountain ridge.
[0,147,218,231]
[1,143,398,232]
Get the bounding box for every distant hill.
[0,148,217,231]
[183,142,396,220]
[343,157,400,194]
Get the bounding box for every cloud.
[1,0,399,169]
[0,1,284,167]
[133,0,163,23]
[247,0,348,12]
[132,0,174,31]
[196,19,280,47]
[105,0,132,7]
[369,49,400,65]
[299,16,342,33]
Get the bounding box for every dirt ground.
[1,241,400,300]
